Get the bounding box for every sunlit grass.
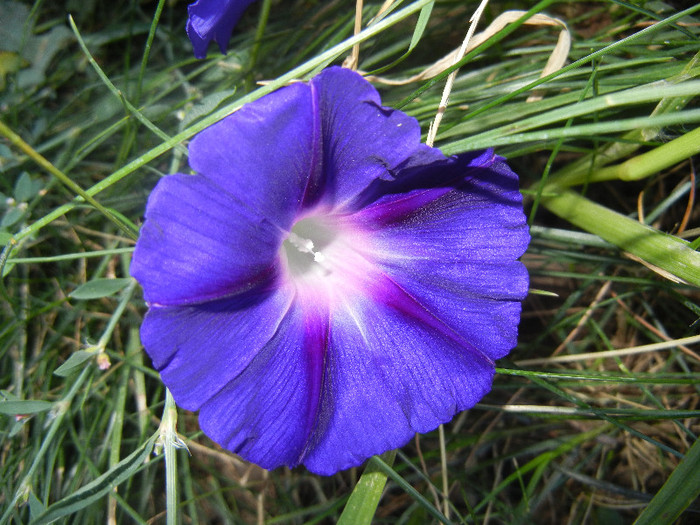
[1,0,698,523]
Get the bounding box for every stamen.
[285,231,329,273]
[288,232,315,254]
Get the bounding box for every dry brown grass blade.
[365,10,571,103]
[515,334,700,366]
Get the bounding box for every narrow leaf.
[70,278,132,300]
[634,438,700,525]
[28,492,46,521]
[337,450,397,525]
[54,351,94,377]
[31,435,156,525]
[0,400,53,415]
[366,1,435,75]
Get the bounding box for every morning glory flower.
[131,67,530,475]
[187,0,259,58]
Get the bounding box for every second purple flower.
[131,67,530,475]
[187,0,259,58]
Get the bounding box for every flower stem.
[540,189,700,286]
[438,424,450,519]
[337,450,397,525]
[161,390,180,525]
[547,126,700,188]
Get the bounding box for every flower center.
[281,215,373,303]
[282,216,336,278]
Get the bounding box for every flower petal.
[131,173,282,306]
[374,262,527,361]
[187,0,259,58]
[349,151,530,360]
[198,298,328,470]
[302,275,495,475]
[141,282,294,411]
[309,68,446,209]
[187,82,316,229]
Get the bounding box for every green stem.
[135,0,166,105]
[97,280,137,352]
[107,366,129,523]
[369,454,452,524]
[547,50,700,185]
[0,119,138,240]
[158,390,181,525]
[67,15,185,156]
[338,450,396,525]
[246,0,272,91]
[548,126,700,188]
[540,189,700,287]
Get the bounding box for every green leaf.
[54,351,95,377]
[338,450,397,525]
[634,438,700,525]
[14,172,35,202]
[30,435,157,525]
[28,492,46,521]
[0,230,13,244]
[0,400,53,415]
[1,207,24,228]
[70,278,132,300]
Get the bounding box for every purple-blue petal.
[198,298,328,469]
[187,0,259,59]
[186,67,446,220]
[302,275,495,474]
[349,151,530,360]
[308,67,447,209]
[141,281,294,411]
[130,173,282,306]
[187,82,315,230]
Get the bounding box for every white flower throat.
[282,215,372,302]
[287,232,327,264]
[283,216,336,278]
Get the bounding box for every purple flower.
[187,0,259,59]
[131,67,529,475]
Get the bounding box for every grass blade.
[634,438,700,525]
[337,450,396,525]
[30,434,157,525]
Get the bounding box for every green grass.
[1,0,699,523]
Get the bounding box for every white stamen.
[288,232,315,253]
[287,231,328,266]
